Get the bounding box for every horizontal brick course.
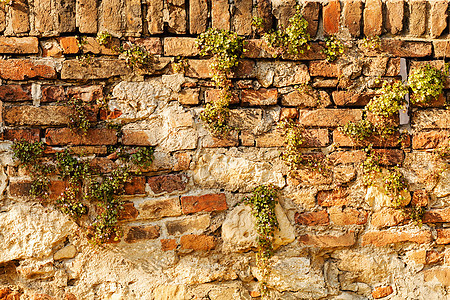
[181,193,227,214]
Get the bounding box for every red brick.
[2,128,40,142]
[41,86,65,103]
[181,193,227,214]
[298,109,363,127]
[412,190,429,207]
[302,1,320,37]
[4,105,73,126]
[317,189,349,207]
[412,93,446,108]
[124,225,160,243]
[328,150,366,165]
[65,293,78,300]
[178,89,199,105]
[423,208,450,223]
[413,131,449,150]
[332,91,376,107]
[0,85,32,102]
[372,149,404,166]
[59,37,79,54]
[180,234,216,251]
[371,208,409,228]
[298,231,356,248]
[0,59,56,80]
[9,180,32,197]
[161,239,177,251]
[364,0,383,36]
[89,157,117,173]
[121,130,156,146]
[67,85,103,103]
[310,61,341,77]
[342,0,362,37]
[323,0,341,35]
[45,128,117,146]
[329,207,368,225]
[148,174,188,194]
[241,89,278,106]
[124,177,146,195]
[0,37,38,54]
[295,210,329,226]
[361,229,432,246]
[436,229,450,245]
[118,202,139,220]
[372,286,394,299]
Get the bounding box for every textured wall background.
[0,0,450,299]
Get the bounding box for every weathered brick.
[423,208,450,223]
[0,85,31,102]
[124,225,160,243]
[185,59,212,78]
[174,152,191,171]
[99,0,124,35]
[9,1,30,34]
[342,0,362,37]
[67,85,103,103]
[161,239,177,251]
[4,105,71,126]
[9,180,32,197]
[295,210,329,226]
[364,0,383,36]
[45,128,118,145]
[180,234,216,251]
[298,231,356,248]
[433,41,450,58]
[166,214,210,235]
[58,37,79,54]
[282,90,331,108]
[178,89,199,105]
[386,0,404,34]
[241,89,278,106]
[323,0,341,35]
[80,36,120,55]
[125,0,142,35]
[328,150,366,165]
[0,59,56,80]
[280,108,298,121]
[302,1,320,37]
[372,286,394,299]
[202,131,239,148]
[76,0,98,33]
[412,190,429,207]
[333,130,405,148]
[55,0,76,33]
[272,0,296,29]
[41,86,65,103]
[412,93,446,108]
[2,128,40,142]
[364,40,432,57]
[148,174,188,194]
[0,3,5,33]
[372,149,404,166]
[0,37,38,54]
[413,110,450,129]
[329,207,368,225]
[436,229,450,245]
[124,176,146,195]
[409,0,426,37]
[332,91,375,107]
[413,131,450,149]
[317,189,349,207]
[430,1,448,38]
[61,59,130,80]
[371,208,408,228]
[34,0,54,35]
[121,130,156,146]
[298,109,362,127]
[205,89,239,104]
[164,37,198,57]
[232,0,252,35]
[118,202,139,220]
[423,267,450,285]
[211,0,230,30]
[255,128,329,148]
[167,0,186,34]
[361,229,432,246]
[189,0,207,34]
[138,197,182,220]
[146,0,164,34]
[181,193,227,214]
[310,60,341,78]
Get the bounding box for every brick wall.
[1,1,450,299]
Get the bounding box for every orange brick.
[59,37,79,54]
[241,88,278,106]
[0,59,56,80]
[181,193,227,214]
[423,208,450,223]
[180,234,216,251]
[298,231,356,248]
[45,128,117,146]
[161,239,177,251]
[372,286,393,299]
[317,189,349,207]
[118,202,139,220]
[295,210,329,226]
[361,230,432,247]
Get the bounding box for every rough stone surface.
[364,0,383,36]
[409,0,426,37]
[386,0,404,34]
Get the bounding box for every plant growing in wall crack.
[244,184,279,297]
[408,64,447,104]
[196,28,245,136]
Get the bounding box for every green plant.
[107,146,155,168]
[119,43,153,69]
[322,35,344,62]
[172,56,189,74]
[77,54,94,65]
[383,167,408,208]
[243,185,279,296]
[57,185,88,218]
[68,97,91,134]
[361,146,382,187]
[362,36,381,50]
[408,64,447,104]
[96,31,112,46]
[252,16,264,29]
[366,80,408,118]
[196,28,245,136]
[263,5,310,58]
[339,119,374,141]
[12,140,45,165]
